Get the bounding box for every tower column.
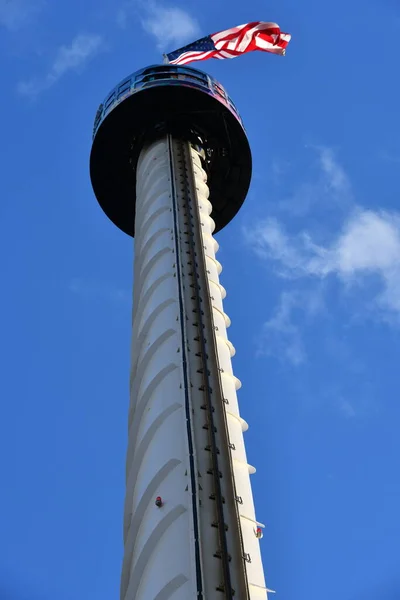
[121,136,267,599]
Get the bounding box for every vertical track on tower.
[168,136,251,599]
[168,136,204,599]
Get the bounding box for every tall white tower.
[90,65,268,599]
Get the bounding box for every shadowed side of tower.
[90,65,268,600]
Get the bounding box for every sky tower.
[90,64,268,600]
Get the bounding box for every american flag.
[166,21,291,66]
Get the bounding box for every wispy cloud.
[277,146,352,217]
[247,146,387,416]
[320,380,378,420]
[338,397,357,418]
[259,289,324,365]
[18,33,104,97]
[246,216,308,277]
[248,209,400,318]
[142,3,200,49]
[318,146,350,195]
[246,146,400,318]
[119,0,200,50]
[69,278,130,305]
[0,0,42,30]
[270,158,290,186]
[245,142,400,401]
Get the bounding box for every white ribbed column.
[121,136,268,600]
[121,138,196,600]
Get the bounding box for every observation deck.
[90,64,252,236]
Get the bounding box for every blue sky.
[1,0,400,598]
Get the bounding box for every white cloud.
[0,0,41,30]
[330,211,400,275]
[269,158,290,186]
[338,397,357,418]
[247,209,400,317]
[261,291,306,366]
[246,217,309,276]
[318,146,350,195]
[50,34,103,78]
[259,289,324,365]
[142,4,199,49]
[277,146,352,217]
[18,33,103,97]
[121,0,200,50]
[320,381,378,420]
[249,146,389,415]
